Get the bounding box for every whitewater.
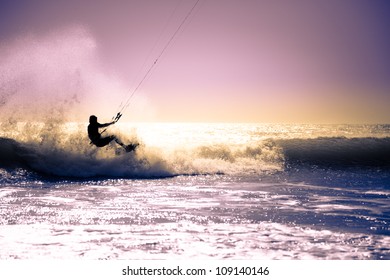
[0,122,389,259]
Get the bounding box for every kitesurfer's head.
[89,115,97,124]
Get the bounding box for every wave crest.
[279,137,390,168]
[1,133,389,179]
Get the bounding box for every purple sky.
[1,0,390,123]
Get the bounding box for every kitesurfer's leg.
[114,137,128,149]
[93,136,115,147]
[114,136,139,152]
[114,137,124,146]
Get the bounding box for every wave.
[279,137,390,168]
[0,137,172,179]
[1,136,389,180]
[0,136,283,179]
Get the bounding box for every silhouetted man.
[88,115,138,152]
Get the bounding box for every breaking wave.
[0,136,171,179]
[1,133,390,180]
[0,137,282,179]
[279,137,390,168]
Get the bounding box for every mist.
[0,25,152,124]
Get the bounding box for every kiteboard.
[125,143,139,153]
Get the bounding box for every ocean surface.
[0,122,389,259]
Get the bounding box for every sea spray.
[0,25,152,124]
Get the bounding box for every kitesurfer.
[88,115,138,152]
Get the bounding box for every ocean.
[0,122,389,259]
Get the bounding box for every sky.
[0,0,390,123]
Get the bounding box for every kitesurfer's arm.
[97,121,116,128]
